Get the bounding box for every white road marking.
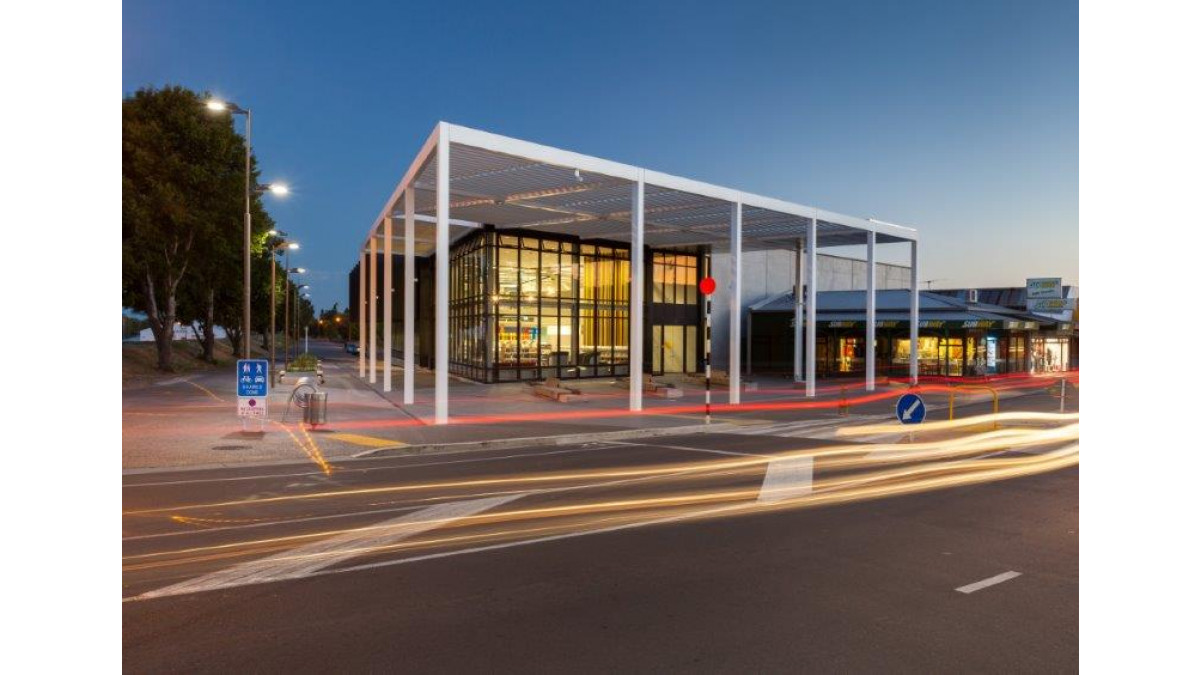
[758,456,814,503]
[956,570,1022,594]
[121,504,427,542]
[123,445,627,488]
[607,440,761,457]
[135,494,521,600]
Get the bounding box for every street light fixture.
[257,182,289,196]
[206,96,289,359]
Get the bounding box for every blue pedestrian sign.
[237,359,269,398]
[896,393,926,425]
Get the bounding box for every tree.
[124,85,245,370]
[316,303,344,340]
[125,85,277,368]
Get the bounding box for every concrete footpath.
[122,340,1076,472]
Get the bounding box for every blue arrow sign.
[896,393,926,425]
[237,359,269,398]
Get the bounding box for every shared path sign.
[237,359,269,420]
[896,393,926,425]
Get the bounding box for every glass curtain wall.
[649,252,699,374]
[577,243,630,378]
[486,234,629,382]
[448,233,489,381]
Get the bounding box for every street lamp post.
[205,99,289,358]
[286,270,306,363]
[295,284,311,360]
[268,232,299,380]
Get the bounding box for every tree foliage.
[123,85,276,369]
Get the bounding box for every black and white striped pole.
[700,276,717,425]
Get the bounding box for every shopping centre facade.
[352,123,921,423]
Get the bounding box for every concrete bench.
[617,374,684,398]
[532,377,584,403]
[278,363,325,386]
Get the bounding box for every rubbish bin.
[303,391,328,427]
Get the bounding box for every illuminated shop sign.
[1026,277,1062,299]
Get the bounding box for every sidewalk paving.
[123,342,1074,472]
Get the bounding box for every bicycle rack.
[282,376,320,422]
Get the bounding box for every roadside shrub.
[288,353,319,371]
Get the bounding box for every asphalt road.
[123,409,1078,673]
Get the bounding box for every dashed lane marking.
[758,456,814,503]
[956,570,1022,594]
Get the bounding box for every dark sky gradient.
[123,0,1078,311]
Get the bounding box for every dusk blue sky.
[123,0,1078,313]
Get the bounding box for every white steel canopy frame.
[359,123,920,424]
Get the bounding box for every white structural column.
[805,218,818,397]
[865,230,877,391]
[628,177,645,412]
[728,202,742,405]
[434,126,450,424]
[358,249,366,377]
[383,216,394,392]
[403,187,415,405]
[368,233,378,384]
[793,239,804,383]
[909,239,920,384]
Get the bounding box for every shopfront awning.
[750,290,1054,330]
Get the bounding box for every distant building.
[747,283,1078,377]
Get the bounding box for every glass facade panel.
[893,337,940,376]
[650,252,697,305]
[439,231,711,383]
[442,231,637,382]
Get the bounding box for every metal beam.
[383,216,393,392]
[805,221,817,397]
[794,239,803,383]
[629,177,645,412]
[866,231,876,392]
[729,202,742,405]
[358,249,366,378]
[434,124,450,424]
[404,187,415,405]
[368,233,377,384]
[910,240,920,385]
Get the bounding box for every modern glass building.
[352,229,706,383]
[352,123,920,424]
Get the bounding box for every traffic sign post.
[896,393,926,424]
[237,359,270,431]
[700,276,717,424]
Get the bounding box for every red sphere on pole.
[699,277,717,296]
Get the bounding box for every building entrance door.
[652,324,697,374]
[940,337,964,376]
